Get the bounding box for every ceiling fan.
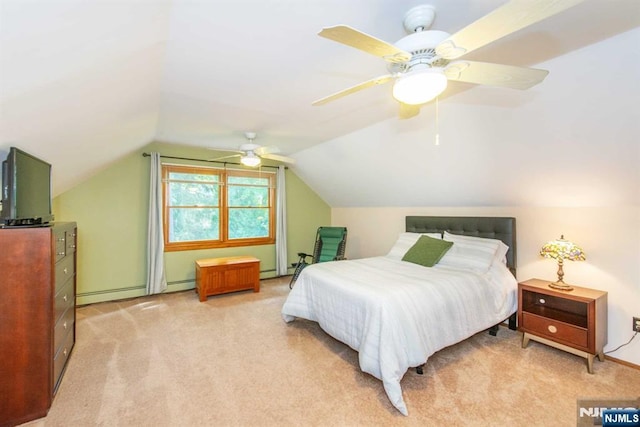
[313,0,584,118]
[210,132,295,167]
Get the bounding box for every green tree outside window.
[163,165,275,251]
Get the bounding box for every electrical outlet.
[634,317,640,332]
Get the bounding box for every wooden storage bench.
[195,256,260,302]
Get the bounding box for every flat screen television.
[1,147,54,227]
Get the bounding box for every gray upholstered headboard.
[406,216,517,275]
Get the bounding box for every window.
[163,164,275,251]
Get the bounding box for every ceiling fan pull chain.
[435,96,440,146]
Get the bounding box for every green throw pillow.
[402,235,453,267]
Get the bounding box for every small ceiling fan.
[313,0,584,118]
[210,132,295,167]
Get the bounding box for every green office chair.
[289,226,347,288]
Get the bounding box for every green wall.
[52,141,331,305]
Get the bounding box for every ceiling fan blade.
[312,74,393,106]
[207,147,243,154]
[209,154,241,161]
[398,103,420,119]
[319,25,411,63]
[260,153,296,164]
[444,60,549,89]
[254,146,280,156]
[436,0,585,60]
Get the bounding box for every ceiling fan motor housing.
[391,30,450,74]
[241,131,259,152]
[239,143,260,152]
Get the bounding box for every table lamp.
[540,235,586,291]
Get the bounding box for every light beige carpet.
[24,277,640,426]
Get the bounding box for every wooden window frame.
[162,164,275,251]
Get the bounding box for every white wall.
[333,206,640,366]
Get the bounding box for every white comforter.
[281,256,517,415]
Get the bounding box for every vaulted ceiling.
[1,0,639,204]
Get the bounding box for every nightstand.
[518,278,608,373]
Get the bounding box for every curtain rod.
[141,152,286,169]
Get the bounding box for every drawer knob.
[539,298,546,304]
[64,267,68,274]
[63,321,68,329]
[70,244,76,249]
[58,252,66,256]
[63,348,68,357]
[63,294,68,302]
[547,325,557,334]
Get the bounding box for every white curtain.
[275,165,288,276]
[146,152,167,294]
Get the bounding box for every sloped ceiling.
[1,0,639,202]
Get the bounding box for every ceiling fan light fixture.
[240,152,261,167]
[392,68,448,105]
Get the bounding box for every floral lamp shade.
[540,235,586,291]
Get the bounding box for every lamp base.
[549,260,573,291]
[548,281,574,292]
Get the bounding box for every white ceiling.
[1,0,639,199]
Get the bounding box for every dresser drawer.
[66,229,77,255]
[53,226,76,262]
[54,307,75,355]
[55,255,75,292]
[54,229,67,263]
[54,279,75,324]
[522,312,588,349]
[53,328,74,393]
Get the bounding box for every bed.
[281,216,517,415]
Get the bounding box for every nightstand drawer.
[522,312,588,348]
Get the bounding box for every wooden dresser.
[195,256,260,301]
[0,222,77,427]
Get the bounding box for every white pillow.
[387,232,442,260]
[443,231,510,265]
[437,231,509,273]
